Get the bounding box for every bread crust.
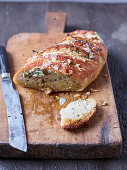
[61,108,96,129]
[13,30,107,93]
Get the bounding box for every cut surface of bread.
[60,98,96,129]
[13,30,107,93]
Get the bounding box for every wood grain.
[0,12,122,159]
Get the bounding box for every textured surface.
[0,1,127,169]
[0,11,121,159]
[13,29,107,93]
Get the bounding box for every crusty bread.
[60,98,96,129]
[13,30,107,94]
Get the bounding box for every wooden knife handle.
[0,46,10,78]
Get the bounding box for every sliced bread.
[60,98,96,129]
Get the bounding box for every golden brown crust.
[13,30,107,93]
[62,108,96,129]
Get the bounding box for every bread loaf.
[13,30,107,94]
[60,98,96,129]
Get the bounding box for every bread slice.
[60,98,96,129]
[13,30,107,94]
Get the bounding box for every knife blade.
[0,46,27,152]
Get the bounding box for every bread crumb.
[99,100,107,106]
[74,94,81,98]
[20,53,24,57]
[86,91,91,96]
[56,96,60,100]
[60,98,66,105]
[45,88,52,94]
[102,74,108,78]
[90,89,99,92]
[49,96,56,102]
[81,95,87,100]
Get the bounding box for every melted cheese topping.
[85,32,104,44]
[59,37,95,59]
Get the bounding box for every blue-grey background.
[0,1,127,170]
[0,0,127,3]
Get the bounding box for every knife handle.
[0,46,10,79]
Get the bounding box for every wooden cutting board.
[0,12,122,159]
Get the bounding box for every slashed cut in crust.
[13,30,107,94]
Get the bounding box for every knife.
[0,46,27,152]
